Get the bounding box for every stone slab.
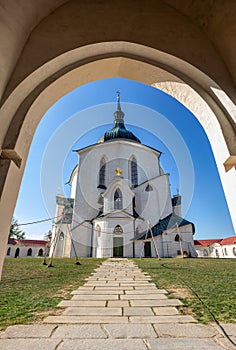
[111,277,135,280]
[52,325,106,339]
[130,299,182,307]
[0,339,60,350]
[219,323,236,336]
[94,287,134,293]
[153,323,218,337]
[216,336,236,350]
[104,323,157,338]
[148,338,225,350]
[107,300,129,307]
[123,307,154,316]
[134,286,157,290]
[94,287,134,291]
[60,339,147,350]
[63,307,122,316]
[120,294,167,300]
[58,300,106,307]
[119,283,155,286]
[72,295,118,300]
[85,282,113,286]
[129,315,197,323]
[44,316,129,324]
[84,283,119,287]
[71,290,123,295]
[153,307,179,315]
[125,290,167,294]
[1,325,55,338]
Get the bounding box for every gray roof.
[133,213,195,240]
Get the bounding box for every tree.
[9,217,25,240]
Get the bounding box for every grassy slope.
[134,258,236,324]
[0,258,104,329]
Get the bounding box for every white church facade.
[50,95,197,259]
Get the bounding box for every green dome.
[98,94,141,144]
[101,124,141,143]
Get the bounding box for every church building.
[50,94,197,258]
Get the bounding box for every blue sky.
[14,78,234,239]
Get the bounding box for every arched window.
[15,248,20,258]
[38,248,44,257]
[175,234,180,242]
[224,247,228,256]
[7,247,11,256]
[98,157,106,189]
[96,225,101,237]
[215,249,219,258]
[59,232,64,240]
[114,188,123,209]
[233,247,236,256]
[113,225,123,234]
[203,249,208,256]
[27,248,32,256]
[130,157,138,187]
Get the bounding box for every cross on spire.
[116,90,120,102]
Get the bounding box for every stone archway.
[0,0,236,278]
[0,50,235,278]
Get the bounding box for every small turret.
[172,194,182,216]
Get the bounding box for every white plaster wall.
[71,139,164,237]
[135,175,172,226]
[195,247,207,257]
[93,218,134,257]
[103,178,134,214]
[54,223,71,257]
[76,141,160,213]
[196,244,236,258]
[71,224,92,257]
[222,244,236,258]
[134,241,143,257]
[70,169,78,199]
[209,244,224,258]
[6,244,45,258]
[49,195,66,258]
[152,236,163,257]
[162,225,196,257]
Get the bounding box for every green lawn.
[0,258,104,330]
[134,258,236,324]
[1,258,235,329]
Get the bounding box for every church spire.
[114,91,125,125]
[96,91,141,143]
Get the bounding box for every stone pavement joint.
[0,258,229,350]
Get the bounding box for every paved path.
[1,258,235,349]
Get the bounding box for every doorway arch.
[0,1,235,278]
[113,237,124,258]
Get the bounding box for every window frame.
[114,188,123,209]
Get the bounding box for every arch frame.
[114,188,123,210]
[98,155,107,189]
[0,42,235,279]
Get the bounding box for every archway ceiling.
[0,0,235,102]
